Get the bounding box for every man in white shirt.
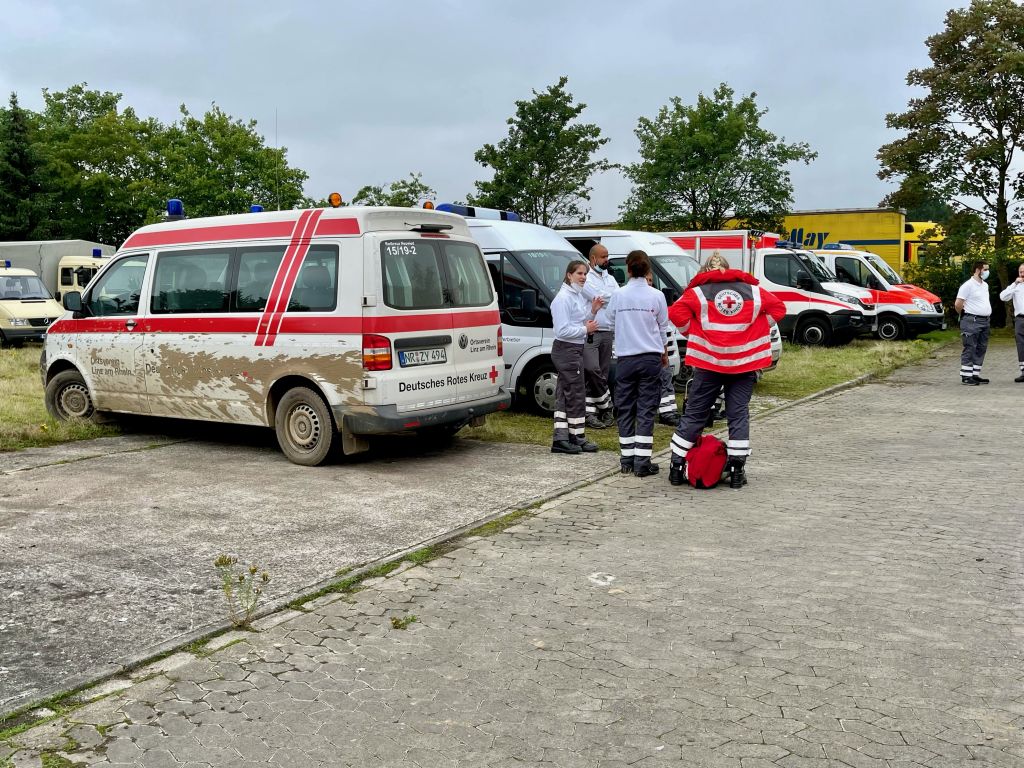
[954,260,992,386]
[581,244,619,428]
[998,262,1024,382]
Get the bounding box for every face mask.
[593,263,605,273]
[981,270,990,280]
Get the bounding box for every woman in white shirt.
[550,260,603,454]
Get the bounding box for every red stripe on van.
[123,221,297,249]
[769,290,856,310]
[313,217,361,236]
[363,310,499,333]
[263,209,324,346]
[255,210,314,346]
[143,317,261,333]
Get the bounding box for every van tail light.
[496,325,503,357]
[362,334,392,371]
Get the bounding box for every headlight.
[912,298,933,313]
[8,317,29,326]
[828,291,861,307]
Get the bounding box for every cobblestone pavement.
[4,343,1023,767]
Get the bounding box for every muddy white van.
[42,205,510,464]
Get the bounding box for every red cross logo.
[721,295,737,310]
[714,289,744,316]
[488,365,499,384]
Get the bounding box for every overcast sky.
[0,0,964,222]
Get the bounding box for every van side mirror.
[521,288,537,317]
[63,291,83,313]
[662,287,679,305]
[796,273,814,291]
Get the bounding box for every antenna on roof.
[275,108,281,212]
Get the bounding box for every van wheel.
[45,370,96,421]
[876,314,905,341]
[275,387,335,466]
[525,361,558,415]
[796,317,831,346]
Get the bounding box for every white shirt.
[551,283,593,344]
[956,277,991,316]
[999,280,1024,317]
[605,277,669,357]
[581,266,619,331]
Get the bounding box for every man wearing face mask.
[998,262,1024,382]
[581,243,619,429]
[954,261,992,386]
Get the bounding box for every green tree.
[351,172,435,207]
[621,84,815,233]
[0,92,44,239]
[34,83,167,244]
[161,104,308,218]
[877,0,1024,321]
[878,185,953,223]
[468,77,611,226]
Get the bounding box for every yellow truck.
[0,240,114,301]
[0,262,65,347]
[781,208,941,272]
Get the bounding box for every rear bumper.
[339,388,511,435]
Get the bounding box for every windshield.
[795,252,835,282]
[865,253,903,284]
[513,250,584,297]
[0,275,52,300]
[652,253,698,288]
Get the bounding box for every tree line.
[0,0,1020,313]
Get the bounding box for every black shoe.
[574,439,599,453]
[669,462,686,486]
[634,462,660,478]
[961,377,980,386]
[620,463,634,475]
[585,414,607,430]
[601,410,616,428]
[1015,374,1024,383]
[971,375,989,384]
[728,463,747,489]
[658,414,679,427]
[551,440,582,454]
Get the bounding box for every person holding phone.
[581,244,619,429]
[550,260,603,454]
[999,262,1024,382]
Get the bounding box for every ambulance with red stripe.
[663,230,876,346]
[42,201,510,465]
[810,243,945,340]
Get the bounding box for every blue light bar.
[250,204,264,213]
[3,260,10,268]
[92,248,102,258]
[167,199,185,217]
[435,203,521,222]
[775,240,797,248]
[822,242,854,250]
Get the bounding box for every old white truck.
[0,240,114,300]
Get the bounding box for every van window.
[151,249,231,313]
[86,255,149,316]
[652,253,698,287]
[835,257,867,287]
[0,274,51,300]
[61,267,74,286]
[763,255,793,287]
[288,246,339,312]
[236,246,286,312]
[380,239,492,310]
[516,250,583,295]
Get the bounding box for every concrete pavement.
[2,342,1022,767]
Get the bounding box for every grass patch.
[464,330,962,449]
[40,753,76,768]
[0,346,117,451]
[389,614,417,630]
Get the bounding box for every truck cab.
[812,244,945,340]
[0,262,65,347]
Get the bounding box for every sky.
[0,0,966,223]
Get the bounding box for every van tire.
[796,317,832,346]
[45,370,97,421]
[524,360,558,415]
[275,387,335,466]
[876,314,905,341]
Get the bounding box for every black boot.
[573,436,599,453]
[727,461,747,489]
[551,440,582,454]
[669,461,686,486]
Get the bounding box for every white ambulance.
[810,244,945,340]
[435,206,680,413]
[664,230,876,346]
[42,203,510,465]
[0,262,65,347]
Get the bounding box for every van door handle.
[125,320,137,330]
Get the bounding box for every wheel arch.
[45,357,84,385]
[266,375,336,431]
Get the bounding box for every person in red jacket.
[668,252,786,489]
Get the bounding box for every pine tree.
[0,92,41,239]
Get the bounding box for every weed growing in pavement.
[213,555,270,629]
[40,753,75,768]
[390,615,418,630]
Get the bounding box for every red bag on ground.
[686,434,728,488]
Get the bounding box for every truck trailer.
[0,240,114,300]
